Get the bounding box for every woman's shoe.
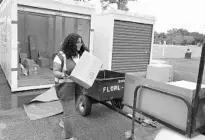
[62,130,77,140]
[66,137,77,140]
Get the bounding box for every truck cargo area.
[17,11,90,88]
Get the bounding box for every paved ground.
[0,66,160,140]
[0,67,48,110]
[0,101,160,140]
[0,68,12,110]
[0,58,202,140]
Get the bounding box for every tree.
[154,28,205,45]
[101,0,129,11]
[74,0,134,11]
[172,35,184,45]
[183,36,195,45]
[178,28,189,36]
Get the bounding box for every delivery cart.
[128,42,205,140]
[75,70,125,116]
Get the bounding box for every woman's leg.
[59,99,73,139]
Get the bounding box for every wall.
[64,17,76,39]
[92,14,114,70]
[152,44,202,59]
[54,16,63,52]
[19,13,49,57]
[76,18,90,48]
[0,0,16,87]
[18,12,91,57]
[54,17,91,53]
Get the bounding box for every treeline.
[154,28,205,46]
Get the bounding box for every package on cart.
[70,51,103,89]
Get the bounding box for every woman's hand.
[63,72,70,78]
[64,70,72,76]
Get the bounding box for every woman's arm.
[53,62,65,79]
[53,55,66,79]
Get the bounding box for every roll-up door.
[112,20,153,73]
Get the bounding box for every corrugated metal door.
[112,20,153,73]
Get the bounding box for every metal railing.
[130,85,192,139]
[130,42,205,139]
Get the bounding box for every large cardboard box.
[70,51,103,89]
[37,57,50,67]
[146,63,173,82]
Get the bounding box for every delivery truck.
[0,0,94,92]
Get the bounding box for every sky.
[127,0,205,34]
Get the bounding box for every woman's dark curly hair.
[61,33,89,59]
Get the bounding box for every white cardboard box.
[146,63,173,82]
[70,51,103,89]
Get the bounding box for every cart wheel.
[111,99,124,110]
[77,95,92,116]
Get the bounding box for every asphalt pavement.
[0,67,159,140]
[0,101,159,140]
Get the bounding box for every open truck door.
[0,0,18,91]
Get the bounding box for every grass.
[159,57,201,74]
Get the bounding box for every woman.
[53,33,89,140]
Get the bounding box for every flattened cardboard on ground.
[70,51,103,89]
[30,86,58,102]
[23,87,62,120]
[23,101,62,120]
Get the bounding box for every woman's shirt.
[53,51,79,83]
[53,55,79,70]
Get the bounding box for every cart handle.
[130,85,192,140]
[189,42,205,135]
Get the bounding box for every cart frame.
[130,42,205,139]
[75,70,125,116]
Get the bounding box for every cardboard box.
[19,53,28,63]
[27,64,40,76]
[70,51,103,89]
[37,57,50,67]
[22,58,36,68]
[146,63,173,82]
